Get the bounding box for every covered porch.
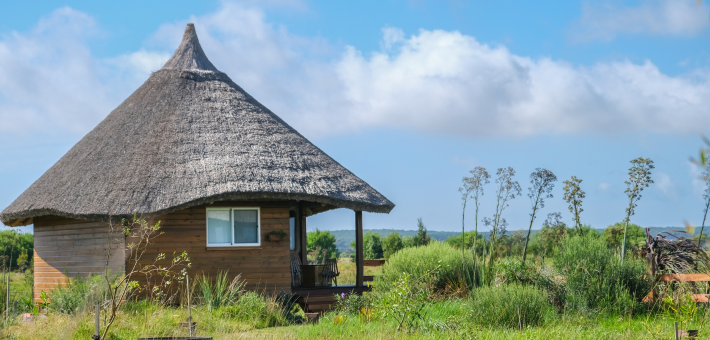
[291,208,373,312]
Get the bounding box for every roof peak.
[162,23,219,72]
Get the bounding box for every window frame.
[206,207,261,247]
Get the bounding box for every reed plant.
[197,271,245,311]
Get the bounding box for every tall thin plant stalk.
[485,167,521,284]
[563,176,585,236]
[522,168,556,264]
[621,157,654,264]
[459,167,489,283]
[698,166,710,249]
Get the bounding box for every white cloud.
[2,2,710,141]
[0,7,165,137]
[654,171,678,200]
[572,0,710,41]
[598,182,611,192]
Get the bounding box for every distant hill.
[326,226,700,254]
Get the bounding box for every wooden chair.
[290,253,302,287]
[320,258,340,286]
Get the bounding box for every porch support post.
[298,204,308,264]
[355,210,364,287]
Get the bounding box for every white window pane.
[234,210,258,244]
[207,210,231,244]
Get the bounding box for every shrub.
[469,284,551,328]
[334,291,372,315]
[553,234,650,314]
[493,257,566,308]
[375,242,476,292]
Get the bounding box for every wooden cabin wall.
[33,216,125,302]
[137,202,292,294]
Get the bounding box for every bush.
[493,258,566,308]
[469,284,551,328]
[375,242,475,292]
[553,234,650,314]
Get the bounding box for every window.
[206,207,260,247]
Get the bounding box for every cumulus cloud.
[654,171,678,200]
[2,2,710,141]
[0,7,167,136]
[572,0,710,41]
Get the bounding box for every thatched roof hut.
[1,24,393,300]
[1,23,394,227]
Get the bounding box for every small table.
[300,264,329,287]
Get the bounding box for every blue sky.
[1,0,709,234]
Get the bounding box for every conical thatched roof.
[1,24,394,227]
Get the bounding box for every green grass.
[263,300,700,339]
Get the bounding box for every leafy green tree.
[307,229,339,263]
[383,231,404,259]
[603,222,645,256]
[621,157,654,263]
[0,231,33,270]
[563,176,585,235]
[412,218,431,247]
[350,231,384,260]
[523,168,557,264]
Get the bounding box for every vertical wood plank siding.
[137,203,292,293]
[33,216,125,302]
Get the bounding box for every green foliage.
[334,291,373,315]
[16,252,29,271]
[48,274,110,314]
[0,231,33,271]
[469,284,552,328]
[445,231,486,254]
[376,242,476,292]
[307,228,339,263]
[602,222,645,254]
[198,271,245,312]
[377,264,439,332]
[493,258,566,308]
[382,232,404,259]
[350,231,384,260]
[412,218,431,247]
[553,234,651,313]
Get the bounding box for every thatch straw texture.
[1,24,394,226]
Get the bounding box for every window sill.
[205,246,263,251]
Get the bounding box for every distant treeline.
[325,225,696,255]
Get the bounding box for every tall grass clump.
[49,274,110,314]
[197,271,245,311]
[375,242,476,292]
[469,284,552,328]
[553,234,650,314]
